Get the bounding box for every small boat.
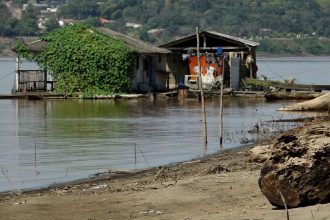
[265,92,322,100]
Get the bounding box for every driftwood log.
[258,122,330,208]
[279,93,330,111]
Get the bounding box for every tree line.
[58,0,330,41]
[1,0,330,55]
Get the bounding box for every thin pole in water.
[219,56,224,149]
[196,27,208,154]
[34,139,37,170]
[134,143,137,169]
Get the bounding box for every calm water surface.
[0,57,329,192]
[258,56,330,84]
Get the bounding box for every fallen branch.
[149,167,165,186]
[279,190,290,220]
[174,172,185,184]
[181,160,201,165]
[266,116,316,123]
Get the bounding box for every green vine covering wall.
[16,24,134,96]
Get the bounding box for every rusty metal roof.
[15,28,171,54]
[97,27,171,54]
[11,39,48,53]
[25,39,48,52]
[160,31,259,50]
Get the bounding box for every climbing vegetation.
[16,24,134,96]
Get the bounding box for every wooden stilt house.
[12,28,185,94]
[160,31,259,91]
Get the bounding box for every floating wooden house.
[160,31,259,91]
[12,28,185,94]
[12,29,259,95]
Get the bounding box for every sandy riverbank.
[0,122,329,220]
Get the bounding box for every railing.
[18,81,56,92]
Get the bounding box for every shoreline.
[0,143,255,195]
[1,122,329,220]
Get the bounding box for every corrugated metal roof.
[97,27,171,54]
[26,40,48,52]
[160,31,259,49]
[207,31,259,47]
[16,28,171,54]
[11,39,48,53]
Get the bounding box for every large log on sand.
[279,93,330,111]
[258,123,330,208]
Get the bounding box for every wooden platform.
[0,92,65,100]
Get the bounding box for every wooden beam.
[165,47,250,51]
[196,27,208,154]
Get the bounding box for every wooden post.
[203,35,206,49]
[44,70,47,91]
[219,56,224,149]
[15,56,20,92]
[196,27,208,153]
[250,64,253,78]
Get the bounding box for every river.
[0,57,329,192]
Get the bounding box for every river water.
[0,57,329,192]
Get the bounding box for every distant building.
[58,19,79,27]
[23,3,48,11]
[99,18,113,24]
[125,23,143,29]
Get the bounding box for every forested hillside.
[60,0,330,55]
[1,0,330,55]
[93,0,330,42]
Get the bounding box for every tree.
[45,17,59,32]
[84,17,101,27]
[59,0,100,19]
[11,0,28,7]
[17,3,39,35]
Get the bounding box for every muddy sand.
[0,125,329,220]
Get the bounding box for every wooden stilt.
[196,27,208,154]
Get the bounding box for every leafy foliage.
[45,17,60,32]
[16,24,134,96]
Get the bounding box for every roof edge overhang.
[97,27,172,54]
[160,31,259,50]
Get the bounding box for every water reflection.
[0,97,323,192]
